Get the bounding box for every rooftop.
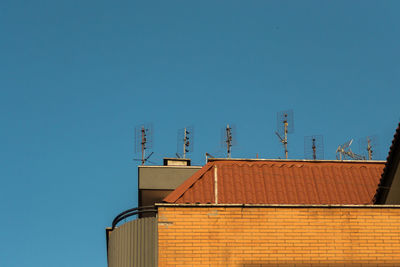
[163,159,385,205]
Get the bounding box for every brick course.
[158,206,400,266]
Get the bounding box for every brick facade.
[158,206,400,267]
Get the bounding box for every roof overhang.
[374,122,400,204]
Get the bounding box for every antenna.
[358,135,380,160]
[304,135,324,160]
[336,139,365,160]
[221,124,236,158]
[275,110,294,159]
[177,126,194,158]
[134,123,153,165]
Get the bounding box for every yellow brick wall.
[158,206,400,267]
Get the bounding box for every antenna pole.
[367,137,372,160]
[312,138,316,160]
[226,124,232,158]
[284,115,288,159]
[141,126,146,165]
[183,128,187,159]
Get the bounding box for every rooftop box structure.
[138,158,201,210]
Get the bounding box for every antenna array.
[177,127,194,158]
[222,124,236,158]
[134,123,154,165]
[359,135,379,160]
[304,135,324,160]
[336,139,365,160]
[275,110,294,159]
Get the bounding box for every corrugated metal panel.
[164,160,385,205]
[108,217,157,267]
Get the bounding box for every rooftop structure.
[138,158,201,209]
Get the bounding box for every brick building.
[106,124,400,267]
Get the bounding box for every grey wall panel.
[108,217,157,267]
[138,166,201,189]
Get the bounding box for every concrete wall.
[158,206,400,267]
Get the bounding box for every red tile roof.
[163,159,385,205]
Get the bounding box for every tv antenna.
[304,135,324,160]
[134,123,154,165]
[358,135,379,160]
[221,124,236,158]
[177,127,194,158]
[336,139,365,160]
[275,110,294,159]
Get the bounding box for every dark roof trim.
[374,122,400,204]
[155,203,400,209]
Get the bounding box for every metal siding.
[108,217,157,267]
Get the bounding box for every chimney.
[163,158,191,166]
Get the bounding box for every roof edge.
[207,158,385,164]
[155,203,400,208]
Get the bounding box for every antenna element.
[358,135,379,160]
[134,123,153,165]
[336,139,365,160]
[177,126,194,158]
[221,124,236,158]
[304,135,324,160]
[275,110,294,159]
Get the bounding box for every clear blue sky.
[1,1,399,266]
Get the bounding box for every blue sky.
[1,1,400,266]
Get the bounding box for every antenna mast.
[140,126,147,165]
[276,110,294,159]
[226,124,233,158]
[358,135,379,160]
[134,123,154,165]
[177,126,194,159]
[182,128,190,158]
[312,138,316,160]
[304,135,324,160]
[367,137,373,160]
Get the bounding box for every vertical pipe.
[214,165,218,204]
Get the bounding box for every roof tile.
[164,160,385,205]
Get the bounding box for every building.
[106,123,400,266]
